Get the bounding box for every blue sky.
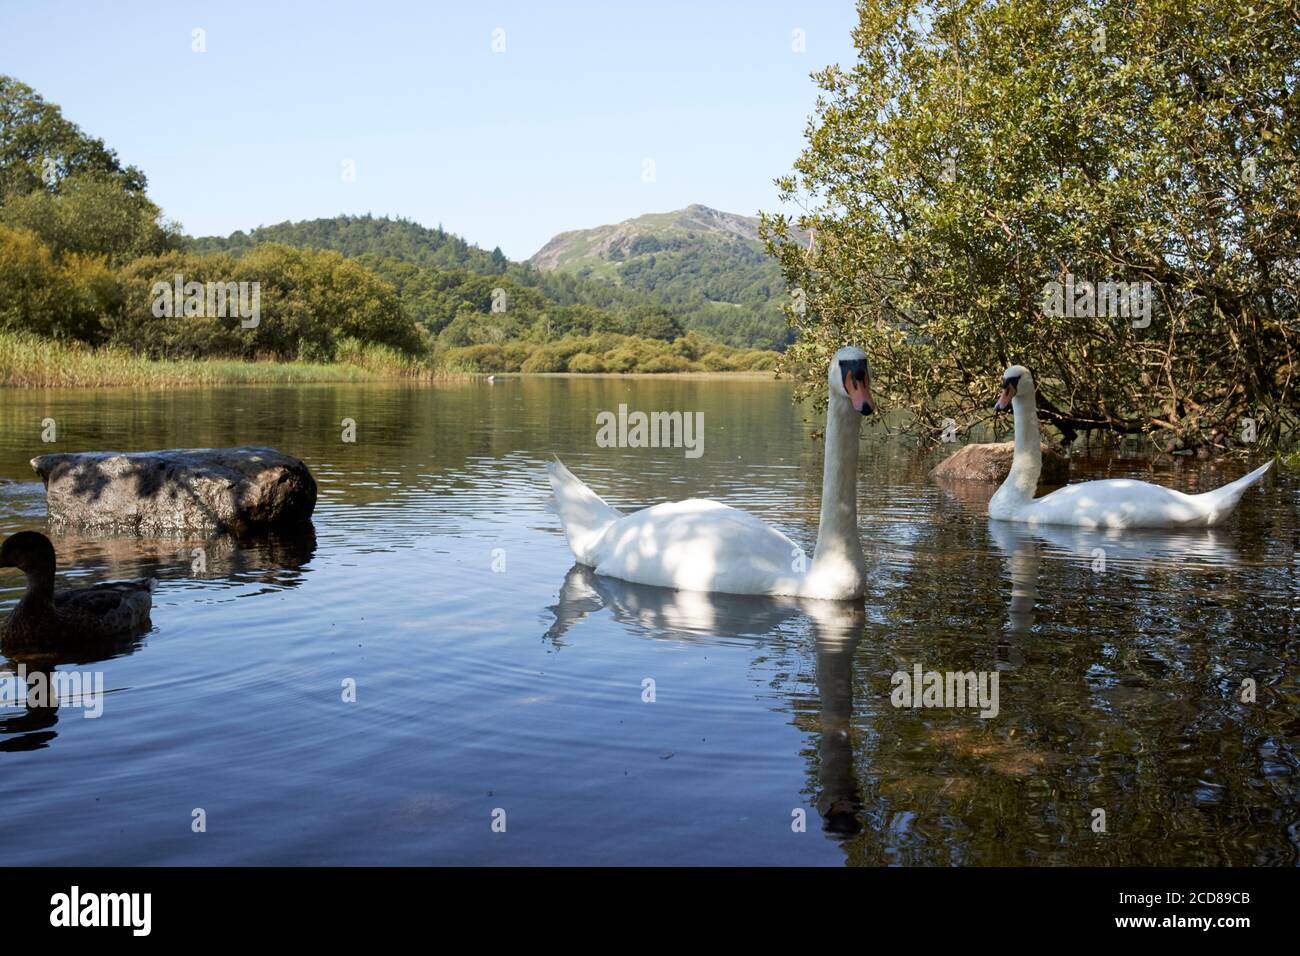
[0,0,858,259]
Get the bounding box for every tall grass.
[0,330,778,388]
[0,331,448,387]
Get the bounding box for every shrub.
[520,346,567,373]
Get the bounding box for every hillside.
[190,214,670,329]
[527,204,798,349]
[188,215,506,274]
[529,204,766,271]
[191,211,792,349]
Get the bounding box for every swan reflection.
[987,519,1238,568]
[0,628,145,752]
[546,565,866,834]
[986,519,1239,639]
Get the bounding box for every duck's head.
[829,346,876,416]
[994,365,1034,411]
[0,531,56,575]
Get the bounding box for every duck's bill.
[844,373,875,415]
[994,383,1016,411]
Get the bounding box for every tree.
[1,171,179,263]
[112,245,421,360]
[0,225,119,340]
[0,75,147,201]
[761,0,1298,451]
[632,307,684,342]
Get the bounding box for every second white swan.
[988,365,1272,529]
[548,346,876,599]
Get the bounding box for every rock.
[30,447,316,534]
[930,441,1070,487]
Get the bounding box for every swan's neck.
[807,398,865,597]
[23,564,55,603]
[997,393,1042,504]
[11,566,55,624]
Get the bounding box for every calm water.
[0,377,1295,865]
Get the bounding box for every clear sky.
[0,0,858,259]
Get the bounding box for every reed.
[0,332,452,387]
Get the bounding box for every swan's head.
[829,346,876,416]
[994,365,1034,411]
[0,530,56,574]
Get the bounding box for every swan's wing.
[1025,478,1206,528]
[1024,462,1272,529]
[547,458,625,565]
[591,498,804,595]
[54,580,154,635]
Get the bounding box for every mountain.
[189,208,794,350]
[527,204,797,349]
[529,204,766,271]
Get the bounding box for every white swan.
[988,365,1272,528]
[547,346,877,599]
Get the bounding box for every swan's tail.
[547,457,623,565]
[1197,459,1273,524]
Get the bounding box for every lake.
[0,376,1295,865]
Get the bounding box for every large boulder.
[930,441,1070,487]
[30,447,316,534]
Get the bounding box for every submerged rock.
[30,447,317,534]
[930,441,1070,487]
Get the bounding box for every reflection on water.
[0,378,1295,865]
[986,520,1242,638]
[547,566,867,834]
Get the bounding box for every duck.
[547,346,877,599]
[0,531,154,645]
[988,365,1273,528]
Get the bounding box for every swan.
[0,531,154,645]
[988,365,1273,528]
[547,346,877,599]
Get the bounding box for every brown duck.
[0,531,154,645]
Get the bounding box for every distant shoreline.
[481,370,781,381]
[0,334,783,389]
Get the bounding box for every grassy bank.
[0,329,780,390]
[0,331,438,387]
[0,331,781,387]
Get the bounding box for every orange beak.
[994,381,1016,411]
[844,373,875,416]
